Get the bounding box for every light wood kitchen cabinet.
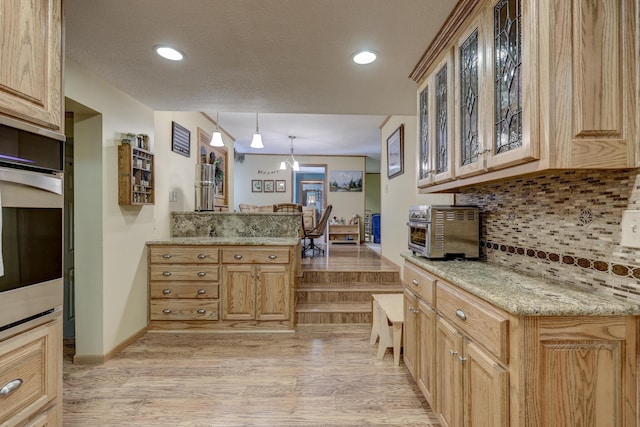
[0,315,62,427]
[412,0,638,192]
[118,144,155,205]
[403,291,419,378]
[0,0,63,133]
[404,257,639,426]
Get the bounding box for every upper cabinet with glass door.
[411,0,638,192]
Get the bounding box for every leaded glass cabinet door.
[455,16,488,178]
[485,0,538,170]
[430,50,455,184]
[417,78,432,188]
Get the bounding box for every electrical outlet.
[620,210,640,248]
[169,191,177,202]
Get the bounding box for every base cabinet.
[404,259,638,426]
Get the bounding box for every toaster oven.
[408,205,479,259]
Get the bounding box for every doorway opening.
[293,165,326,221]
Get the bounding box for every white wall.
[380,115,453,268]
[65,59,225,358]
[234,153,366,223]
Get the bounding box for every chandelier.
[280,136,299,171]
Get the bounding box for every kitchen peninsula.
[146,212,301,332]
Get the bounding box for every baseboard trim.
[73,326,147,365]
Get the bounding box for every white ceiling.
[63,0,455,161]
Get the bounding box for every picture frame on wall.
[252,179,262,192]
[276,180,286,192]
[387,124,404,179]
[263,180,274,193]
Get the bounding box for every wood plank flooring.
[64,245,440,426]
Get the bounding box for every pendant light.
[250,112,264,148]
[280,136,300,171]
[210,112,224,147]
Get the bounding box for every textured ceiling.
[64,0,454,160]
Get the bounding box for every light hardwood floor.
[64,245,440,426]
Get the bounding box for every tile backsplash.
[456,169,640,304]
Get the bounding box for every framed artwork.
[171,121,191,157]
[329,170,363,192]
[387,124,404,179]
[263,180,274,192]
[251,179,262,192]
[276,180,286,192]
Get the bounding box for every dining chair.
[302,205,333,258]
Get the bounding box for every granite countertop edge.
[401,253,640,317]
[147,237,300,246]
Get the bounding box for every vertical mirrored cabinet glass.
[435,64,448,174]
[419,86,430,181]
[460,29,479,167]
[494,0,522,154]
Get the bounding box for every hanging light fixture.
[210,112,224,147]
[280,136,300,171]
[250,112,264,148]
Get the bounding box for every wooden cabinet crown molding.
[409,0,483,83]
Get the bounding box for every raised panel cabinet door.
[0,0,62,132]
[402,290,419,378]
[221,265,256,320]
[417,299,436,408]
[255,265,290,321]
[436,316,464,427]
[463,340,509,427]
[485,0,539,171]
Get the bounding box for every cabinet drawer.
[149,265,219,281]
[221,248,289,264]
[0,320,58,426]
[149,246,219,264]
[149,282,219,299]
[404,261,436,305]
[149,299,219,320]
[436,282,509,363]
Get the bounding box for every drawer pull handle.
[197,309,206,314]
[449,349,458,357]
[0,379,23,396]
[162,289,172,294]
[458,356,467,363]
[268,254,278,260]
[162,272,172,277]
[197,289,206,295]
[455,309,467,321]
[197,272,206,277]
[162,254,172,259]
[412,279,419,286]
[234,254,243,260]
[162,309,172,314]
[197,254,206,259]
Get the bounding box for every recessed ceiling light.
[352,50,378,65]
[154,45,184,61]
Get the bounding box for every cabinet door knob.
[197,289,206,294]
[162,309,172,314]
[197,254,206,259]
[162,289,172,294]
[197,309,206,314]
[162,271,172,276]
[449,349,458,357]
[234,254,243,260]
[162,254,172,259]
[197,272,206,277]
[0,379,23,396]
[268,254,278,260]
[412,279,419,286]
[455,309,467,321]
[458,356,467,363]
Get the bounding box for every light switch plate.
[620,210,640,248]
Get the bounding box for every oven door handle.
[407,221,428,228]
[0,167,62,195]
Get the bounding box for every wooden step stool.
[369,293,404,365]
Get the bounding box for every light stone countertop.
[147,237,300,246]
[402,253,640,316]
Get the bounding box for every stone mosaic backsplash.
[456,169,640,304]
[171,212,301,238]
